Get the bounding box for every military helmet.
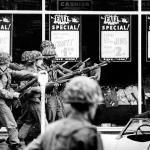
[31,50,43,60]
[63,76,104,104]
[42,47,57,59]
[21,51,32,62]
[22,50,43,62]
[0,52,12,64]
[40,40,56,51]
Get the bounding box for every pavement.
[0,127,26,150]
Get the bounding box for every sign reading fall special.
[57,0,92,10]
[147,16,150,61]
[0,15,12,54]
[100,15,131,62]
[50,14,80,61]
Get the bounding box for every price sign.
[50,14,81,61]
[99,15,131,62]
[0,15,12,54]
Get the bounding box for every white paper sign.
[0,31,10,54]
[101,31,129,58]
[51,31,79,59]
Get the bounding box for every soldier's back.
[41,114,101,150]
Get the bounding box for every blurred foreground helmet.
[40,40,56,51]
[32,50,43,60]
[63,76,104,104]
[0,52,12,64]
[42,47,57,59]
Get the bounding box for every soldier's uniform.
[18,51,47,144]
[0,52,37,150]
[90,63,101,82]
[24,76,104,150]
[41,40,72,122]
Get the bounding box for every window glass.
[46,0,138,11]
[0,0,42,10]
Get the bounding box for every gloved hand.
[13,92,20,99]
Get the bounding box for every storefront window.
[0,0,42,10]
[142,0,150,10]
[0,0,144,128]
[46,0,138,11]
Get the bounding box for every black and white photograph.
[0,0,149,150]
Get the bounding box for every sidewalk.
[0,127,26,150]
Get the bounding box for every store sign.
[57,0,92,10]
[0,15,12,54]
[50,14,81,61]
[99,15,131,62]
[147,16,150,61]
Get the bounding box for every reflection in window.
[0,0,42,10]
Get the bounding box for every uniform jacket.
[25,113,104,150]
[19,66,41,103]
[0,67,35,101]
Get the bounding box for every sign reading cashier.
[0,15,12,54]
[57,0,92,10]
[50,14,81,61]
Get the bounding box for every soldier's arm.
[0,82,19,100]
[57,69,65,77]
[9,63,25,71]
[58,65,73,74]
[10,69,37,81]
[90,63,101,82]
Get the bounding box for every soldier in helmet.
[31,50,44,71]
[40,40,72,123]
[18,50,47,145]
[25,76,104,150]
[0,52,37,150]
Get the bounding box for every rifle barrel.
[57,61,108,81]
[69,57,90,70]
[61,61,69,67]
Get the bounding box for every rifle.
[57,61,109,81]
[69,58,90,70]
[18,78,70,99]
[46,78,70,90]
[61,61,69,67]
[16,78,37,93]
[16,62,68,93]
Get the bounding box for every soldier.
[24,76,104,150]
[40,40,72,122]
[18,50,47,145]
[0,52,37,150]
[31,50,44,71]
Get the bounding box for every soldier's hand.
[54,82,60,88]
[79,62,85,71]
[13,99,21,108]
[13,92,20,99]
